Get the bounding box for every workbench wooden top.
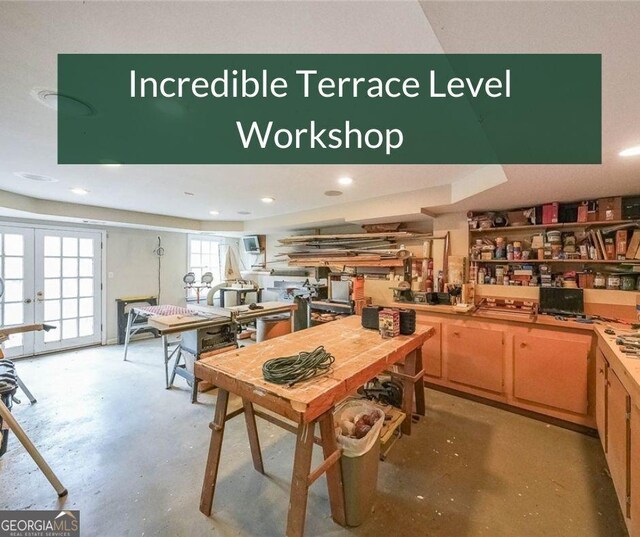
[195,316,434,422]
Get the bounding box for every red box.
[542,203,559,224]
[577,202,589,223]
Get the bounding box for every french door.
[0,225,103,357]
[0,226,34,358]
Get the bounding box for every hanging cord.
[153,236,165,302]
[262,346,335,387]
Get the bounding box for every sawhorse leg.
[286,411,346,537]
[397,348,426,436]
[286,421,315,537]
[0,399,66,497]
[200,388,230,516]
[15,375,37,404]
[243,401,264,473]
[163,335,181,390]
[414,347,426,417]
[199,399,345,536]
[123,311,137,361]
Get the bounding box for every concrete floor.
[0,338,628,537]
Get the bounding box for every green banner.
[58,54,601,164]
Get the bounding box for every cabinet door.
[513,333,589,415]
[608,370,631,519]
[631,401,640,537]
[420,321,442,378]
[444,325,504,394]
[596,349,608,452]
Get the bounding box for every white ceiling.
[421,0,640,213]
[0,1,639,230]
[0,0,478,227]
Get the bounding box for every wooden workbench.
[195,316,433,536]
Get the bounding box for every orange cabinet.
[631,401,640,537]
[420,321,442,379]
[444,324,504,394]
[596,349,608,452]
[513,333,589,415]
[608,369,631,519]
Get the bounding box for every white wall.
[105,227,188,343]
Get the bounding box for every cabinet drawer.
[513,334,589,415]
[444,325,504,394]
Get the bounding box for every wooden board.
[278,232,430,243]
[147,314,229,333]
[195,316,433,423]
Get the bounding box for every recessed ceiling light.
[324,190,343,197]
[338,176,353,185]
[209,210,220,215]
[70,188,89,195]
[14,172,58,183]
[261,197,275,204]
[30,87,94,116]
[238,211,252,215]
[619,145,640,157]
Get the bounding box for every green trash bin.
[341,436,381,526]
[335,402,385,527]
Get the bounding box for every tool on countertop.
[554,314,594,324]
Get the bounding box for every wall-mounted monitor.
[242,235,262,253]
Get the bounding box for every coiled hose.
[262,346,335,387]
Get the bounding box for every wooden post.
[414,346,426,417]
[286,422,315,537]
[199,389,230,516]
[242,400,264,474]
[401,350,417,435]
[318,411,346,526]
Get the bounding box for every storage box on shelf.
[469,199,640,292]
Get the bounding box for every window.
[187,235,221,300]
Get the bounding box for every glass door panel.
[0,226,35,357]
[34,229,102,353]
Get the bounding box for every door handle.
[24,298,32,304]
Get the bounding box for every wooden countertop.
[389,301,597,331]
[596,325,640,402]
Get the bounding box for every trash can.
[256,315,291,342]
[334,401,385,527]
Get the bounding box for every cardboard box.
[577,202,589,223]
[598,197,622,221]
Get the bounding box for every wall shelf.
[288,259,404,268]
[474,259,639,265]
[470,219,640,234]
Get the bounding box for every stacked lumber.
[276,232,431,267]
